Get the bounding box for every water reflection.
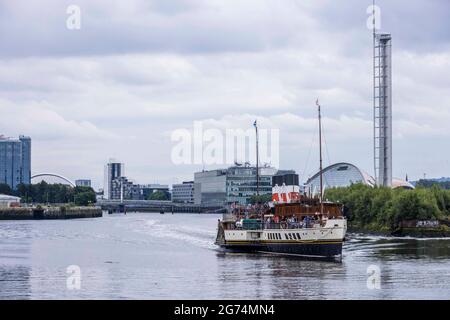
[0,265,31,299]
[215,251,346,299]
[0,222,33,300]
[0,214,449,299]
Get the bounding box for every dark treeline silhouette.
[416,179,450,190]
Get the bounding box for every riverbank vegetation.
[415,179,450,190]
[324,184,450,233]
[0,182,96,206]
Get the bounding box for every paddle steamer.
[215,101,347,259]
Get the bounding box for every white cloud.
[0,0,449,188]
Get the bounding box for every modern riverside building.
[305,162,413,196]
[75,179,92,188]
[111,176,141,200]
[194,164,281,206]
[0,135,31,189]
[103,160,124,200]
[172,181,195,203]
[104,159,170,201]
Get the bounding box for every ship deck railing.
[227,222,320,231]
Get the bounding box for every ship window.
[296,233,301,239]
[288,233,292,240]
[292,233,297,240]
[278,233,281,240]
[284,234,289,240]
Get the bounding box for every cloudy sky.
[1,0,449,189]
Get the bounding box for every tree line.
[0,182,96,206]
[415,179,450,190]
[324,184,450,232]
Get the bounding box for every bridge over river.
[97,199,226,214]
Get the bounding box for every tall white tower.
[373,33,392,187]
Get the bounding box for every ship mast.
[316,99,324,215]
[254,120,259,197]
[254,119,263,226]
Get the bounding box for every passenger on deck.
[265,216,272,229]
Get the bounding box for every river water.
[0,212,449,300]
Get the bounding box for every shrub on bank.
[324,184,450,231]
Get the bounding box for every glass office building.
[226,166,276,205]
[0,135,31,189]
[194,165,279,206]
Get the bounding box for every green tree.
[16,183,31,203]
[0,183,13,195]
[74,191,96,206]
[14,182,97,206]
[147,190,169,201]
[391,188,441,224]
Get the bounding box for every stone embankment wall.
[0,207,102,220]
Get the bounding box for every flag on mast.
[253,120,257,128]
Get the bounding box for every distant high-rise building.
[0,135,31,189]
[103,160,124,200]
[19,136,31,187]
[75,179,92,188]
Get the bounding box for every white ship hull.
[216,219,347,258]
